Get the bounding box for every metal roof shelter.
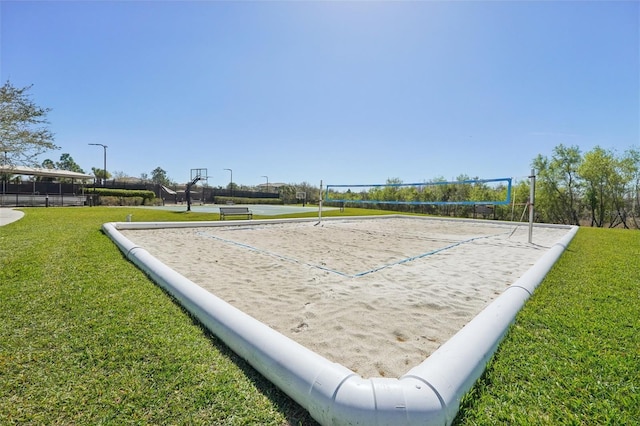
[0,165,94,180]
[1,165,95,207]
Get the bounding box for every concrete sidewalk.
[0,208,24,226]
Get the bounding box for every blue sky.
[2,1,638,187]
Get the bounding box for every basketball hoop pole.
[187,168,207,212]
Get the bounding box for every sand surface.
[121,217,570,378]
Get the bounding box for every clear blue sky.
[2,1,638,187]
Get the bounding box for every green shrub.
[99,196,143,206]
[87,188,156,205]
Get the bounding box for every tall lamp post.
[88,143,108,186]
[223,168,233,198]
[2,151,7,205]
[261,175,269,192]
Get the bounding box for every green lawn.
[454,227,639,424]
[1,207,638,425]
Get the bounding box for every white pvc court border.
[102,215,578,426]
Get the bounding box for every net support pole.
[528,169,536,243]
[318,180,323,224]
[511,178,517,221]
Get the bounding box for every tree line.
[533,144,639,228]
[325,144,639,229]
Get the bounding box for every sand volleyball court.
[121,216,571,378]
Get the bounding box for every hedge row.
[88,188,156,201]
[98,196,165,207]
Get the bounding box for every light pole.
[261,175,269,192]
[88,143,108,186]
[2,151,6,205]
[223,168,233,198]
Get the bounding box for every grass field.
[454,226,639,424]
[1,207,637,425]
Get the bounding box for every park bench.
[219,206,253,220]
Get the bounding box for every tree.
[551,145,583,225]
[279,184,296,204]
[41,158,55,169]
[151,167,171,186]
[510,179,532,221]
[607,149,639,229]
[43,153,85,173]
[624,148,640,228]
[532,144,582,225]
[38,158,57,181]
[56,153,84,173]
[379,178,402,202]
[112,171,128,180]
[91,167,111,183]
[578,147,621,228]
[295,182,320,203]
[0,81,58,166]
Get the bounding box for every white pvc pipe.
[404,223,578,422]
[102,217,578,425]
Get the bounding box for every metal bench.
[219,206,253,220]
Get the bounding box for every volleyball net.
[325,177,512,206]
